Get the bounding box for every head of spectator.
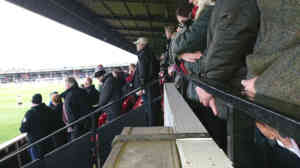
[164,25,176,40]
[32,93,42,106]
[129,64,136,75]
[176,5,192,24]
[51,94,62,106]
[65,77,78,90]
[84,77,93,88]
[94,65,106,83]
[49,91,58,105]
[189,0,198,6]
[134,37,149,52]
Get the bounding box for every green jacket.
[246,0,300,106]
[202,0,259,87]
[171,6,213,75]
[187,0,260,120]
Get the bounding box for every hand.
[241,77,258,94]
[168,65,176,76]
[195,86,219,116]
[136,90,144,96]
[179,51,202,63]
[177,27,183,32]
[159,71,164,77]
[256,122,279,140]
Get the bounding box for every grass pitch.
[0,81,65,144]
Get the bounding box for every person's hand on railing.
[168,65,176,76]
[179,51,202,63]
[195,86,219,116]
[241,76,258,94]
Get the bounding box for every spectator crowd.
[20,0,300,167]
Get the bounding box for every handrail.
[0,134,27,152]
[0,78,161,163]
[184,75,300,142]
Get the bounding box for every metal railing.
[181,75,300,168]
[0,79,162,168]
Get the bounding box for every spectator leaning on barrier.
[241,0,300,166]
[187,0,260,150]
[95,66,122,122]
[133,37,162,126]
[20,94,54,160]
[61,77,90,140]
[171,2,213,76]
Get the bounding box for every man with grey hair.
[133,37,161,126]
[61,77,90,140]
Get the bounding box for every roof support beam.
[123,33,162,38]
[102,0,169,4]
[95,0,127,30]
[112,27,162,32]
[96,15,176,23]
[121,0,142,36]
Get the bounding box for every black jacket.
[203,0,259,86]
[49,103,65,131]
[62,85,90,124]
[84,85,99,108]
[134,45,160,88]
[99,73,122,121]
[20,103,54,143]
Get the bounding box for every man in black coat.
[83,77,99,109]
[20,94,54,160]
[95,67,122,122]
[61,77,90,140]
[133,37,161,126]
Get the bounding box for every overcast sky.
[0,1,137,70]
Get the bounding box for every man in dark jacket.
[62,77,90,140]
[95,67,122,122]
[20,94,54,160]
[84,77,99,109]
[193,0,260,151]
[172,4,213,75]
[133,37,161,126]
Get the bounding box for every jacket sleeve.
[99,77,113,106]
[172,14,209,57]
[20,111,31,133]
[204,1,259,82]
[254,46,300,106]
[65,95,76,122]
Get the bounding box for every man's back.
[64,85,90,123]
[20,103,53,142]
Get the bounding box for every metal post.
[145,85,153,126]
[15,142,22,168]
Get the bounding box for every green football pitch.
[0,81,65,144]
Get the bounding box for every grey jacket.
[246,0,300,106]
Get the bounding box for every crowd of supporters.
[19,0,300,167]
[20,37,162,161]
[159,0,300,167]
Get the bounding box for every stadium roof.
[6,0,185,54]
